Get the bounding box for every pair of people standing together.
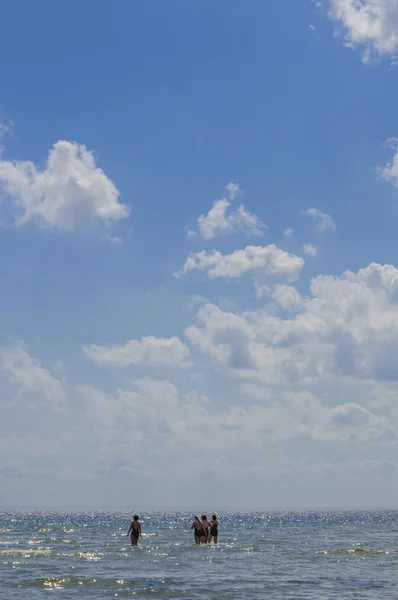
[191,514,219,544]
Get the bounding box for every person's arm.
[138,522,142,535]
[191,523,195,529]
[127,522,133,535]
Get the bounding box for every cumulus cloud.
[79,376,396,483]
[327,0,398,61]
[0,140,128,229]
[185,303,258,369]
[271,285,302,309]
[83,335,191,368]
[330,402,373,426]
[184,262,398,386]
[303,242,317,256]
[77,376,395,489]
[241,386,395,444]
[0,343,66,409]
[301,208,336,231]
[1,368,396,504]
[188,182,266,240]
[177,244,305,297]
[77,379,225,479]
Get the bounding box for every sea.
[0,510,397,599]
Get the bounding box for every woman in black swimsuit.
[201,515,211,543]
[209,514,219,544]
[127,515,142,546]
[191,515,206,544]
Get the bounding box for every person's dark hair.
[212,514,217,520]
[133,515,139,521]
[201,514,207,520]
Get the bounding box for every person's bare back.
[127,515,142,546]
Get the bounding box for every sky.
[1,0,398,509]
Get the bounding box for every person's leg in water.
[131,530,139,546]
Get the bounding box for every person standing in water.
[201,515,211,543]
[191,515,206,545]
[209,514,219,544]
[127,515,142,546]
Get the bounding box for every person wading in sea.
[201,514,211,543]
[191,515,206,545]
[127,515,142,546]
[209,514,219,544]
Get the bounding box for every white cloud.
[283,227,293,237]
[1,367,396,504]
[185,262,398,386]
[0,342,66,409]
[224,181,241,200]
[77,377,395,490]
[76,376,396,488]
[0,121,12,158]
[83,335,191,368]
[0,434,64,460]
[380,138,398,188]
[302,207,336,231]
[77,378,228,481]
[0,140,128,229]
[271,285,302,309]
[330,402,373,426]
[186,303,258,369]
[103,234,122,244]
[189,182,266,240]
[177,244,305,296]
[241,386,394,444]
[303,242,318,256]
[327,0,398,61]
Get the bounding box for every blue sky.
[1,0,398,508]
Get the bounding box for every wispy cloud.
[301,208,336,232]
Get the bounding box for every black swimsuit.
[210,524,218,536]
[194,526,204,537]
[131,524,140,538]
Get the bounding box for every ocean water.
[0,510,397,599]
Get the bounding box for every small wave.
[317,548,393,556]
[72,551,102,561]
[32,577,187,592]
[0,548,52,556]
[35,577,102,588]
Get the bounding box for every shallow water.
[0,510,397,598]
